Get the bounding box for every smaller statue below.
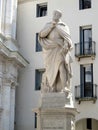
[39,10,73,93]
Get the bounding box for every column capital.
[2,78,17,87]
[11,81,18,89]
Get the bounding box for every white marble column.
[11,0,17,39]
[2,79,11,130]
[4,0,13,37]
[9,84,16,130]
[1,0,17,38]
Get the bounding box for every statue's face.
[52,11,62,22]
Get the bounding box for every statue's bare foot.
[61,87,71,98]
[64,87,70,93]
[61,87,70,93]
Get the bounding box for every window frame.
[80,25,92,55]
[87,118,92,129]
[35,69,45,91]
[34,113,37,128]
[36,33,42,52]
[36,3,47,17]
[79,0,91,10]
[80,64,93,97]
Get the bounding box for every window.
[87,118,92,129]
[79,0,91,10]
[80,26,92,55]
[35,113,37,128]
[36,3,47,17]
[36,33,42,52]
[35,69,44,90]
[80,64,93,97]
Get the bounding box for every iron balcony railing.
[75,83,97,103]
[75,41,96,58]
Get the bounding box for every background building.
[16,0,98,130]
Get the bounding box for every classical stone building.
[0,0,28,130]
[3,0,98,130]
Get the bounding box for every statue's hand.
[50,22,56,29]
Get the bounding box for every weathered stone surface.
[40,92,73,108]
[39,10,73,93]
[33,10,77,130]
[33,92,78,130]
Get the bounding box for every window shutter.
[91,64,93,96]
[80,27,83,55]
[91,64,93,84]
[35,113,37,128]
[80,65,84,97]
[36,4,38,17]
[79,0,82,10]
[35,70,41,90]
[36,33,42,52]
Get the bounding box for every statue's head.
[52,10,62,22]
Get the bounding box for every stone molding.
[18,0,34,4]
[33,107,78,130]
[33,107,78,117]
[0,33,7,43]
[2,76,18,87]
[40,92,74,109]
[0,39,29,67]
[4,36,20,48]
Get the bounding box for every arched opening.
[76,118,98,130]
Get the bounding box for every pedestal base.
[33,92,78,130]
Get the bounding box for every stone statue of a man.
[39,10,73,93]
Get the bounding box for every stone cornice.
[33,107,78,116]
[18,0,34,4]
[0,41,29,67]
[0,33,20,48]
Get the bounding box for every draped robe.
[39,21,73,89]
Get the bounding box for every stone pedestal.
[33,92,78,130]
